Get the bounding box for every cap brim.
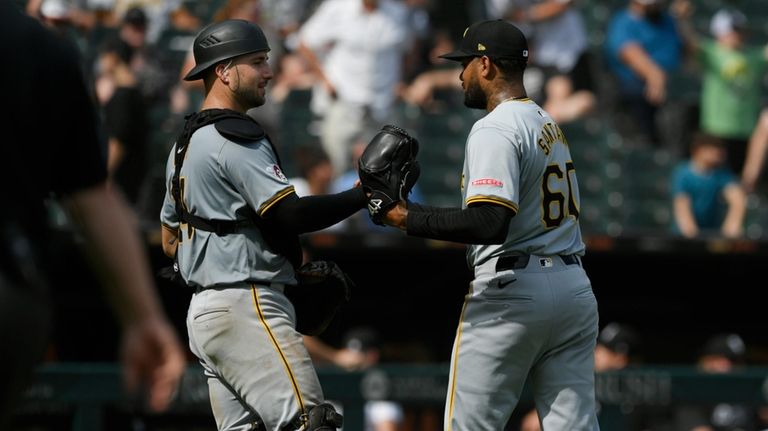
[438,49,476,61]
[183,47,271,81]
[184,62,215,81]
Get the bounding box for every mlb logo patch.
[539,257,553,268]
[268,164,287,182]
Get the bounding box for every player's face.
[228,51,273,108]
[461,57,487,110]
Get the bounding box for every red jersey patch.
[471,178,503,187]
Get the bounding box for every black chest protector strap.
[171,109,266,235]
[171,109,303,268]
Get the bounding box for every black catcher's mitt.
[285,260,354,336]
[358,125,420,225]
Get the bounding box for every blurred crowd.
[12,1,768,429]
[19,0,768,241]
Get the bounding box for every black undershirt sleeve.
[267,187,367,234]
[406,201,514,244]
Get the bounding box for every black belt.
[495,254,580,272]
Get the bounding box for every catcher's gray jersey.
[160,124,297,288]
[462,97,585,268]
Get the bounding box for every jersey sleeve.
[464,126,520,214]
[160,145,179,230]
[219,139,295,217]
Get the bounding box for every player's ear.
[478,56,496,77]
[215,61,232,84]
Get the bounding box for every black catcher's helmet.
[184,19,270,81]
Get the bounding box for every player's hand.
[380,201,408,231]
[121,316,186,412]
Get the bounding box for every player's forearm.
[406,203,512,244]
[160,224,179,258]
[271,188,367,233]
[63,182,165,325]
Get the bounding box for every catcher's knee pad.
[306,402,343,430]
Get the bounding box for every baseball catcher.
[358,125,420,225]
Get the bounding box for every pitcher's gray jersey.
[160,124,297,287]
[462,98,585,268]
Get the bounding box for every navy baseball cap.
[440,19,529,62]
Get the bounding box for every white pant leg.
[187,284,323,431]
[445,258,599,431]
[532,266,600,431]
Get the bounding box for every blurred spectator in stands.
[507,0,596,124]
[676,5,768,177]
[742,108,768,193]
[306,327,405,431]
[102,6,179,106]
[289,144,335,198]
[400,0,432,83]
[270,51,316,105]
[31,0,90,51]
[297,0,412,175]
[111,0,188,44]
[670,333,764,431]
[260,0,310,48]
[287,144,356,237]
[94,37,149,209]
[671,132,746,239]
[594,322,674,431]
[594,321,641,372]
[605,0,685,146]
[399,28,463,111]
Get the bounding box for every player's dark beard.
[463,77,487,110]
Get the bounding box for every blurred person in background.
[297,0,412,175]
[671,333,767,431]
[605,0,685,146]
[594,321,642,373]
[94,37,149,209]
[507,0,596,124]
[0,3,185,427]
[671,132,747,239]
[742,108,768,193]
[675,4,768,178]
[306,327,405,431]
